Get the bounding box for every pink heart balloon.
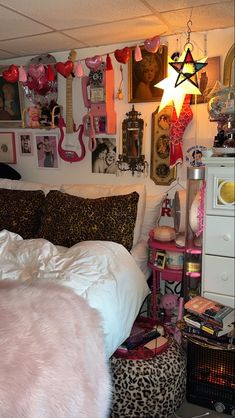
[144,36,161,53]
[85,55,102,71]
[28,64,45,79]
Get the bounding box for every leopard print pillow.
[37,190,139,250]
[0,188,45,239]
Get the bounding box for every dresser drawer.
[206,165,235,217]
[203,255,235,296]
[204,215,234,257]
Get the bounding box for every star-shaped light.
[155,51,207,117]
[170,48,207,88]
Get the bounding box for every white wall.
[0,27,233,195]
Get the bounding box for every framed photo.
[154,251,166,269]
[0,76,24,127]
[150,105,177,186]
[0,132,16,163]
[191,56,221,104]
[128,45,168,103]
[18,132,33,156]
[92,137,116,174]
[35,134,60,169]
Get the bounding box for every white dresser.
[202,156,235,308]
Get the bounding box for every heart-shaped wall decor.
[28,64,45,80]
[144,36,161,53]
[2,65,19,83]
[85,55,102,71]
[55,60,74,77]
[46,64,55,81]
[114,47,131,64]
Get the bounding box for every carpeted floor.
[170,399,229,418]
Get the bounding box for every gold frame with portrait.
[128,45,168,103]
[150,106,177,186]
[0,76,24,127]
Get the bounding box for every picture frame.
[18,132,33,156]
[0,76,24,127]
[154,251,166,269]
[150,105,177,186]
[92,137,116,174]
[0,132,16,163]
[191,56,221,104]
[128,45,168,103]
[35,134,60,169]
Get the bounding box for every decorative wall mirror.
[223,43,235,87]
[150,106,176,185]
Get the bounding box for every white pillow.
[140,193,166,241]
[0,179,60,195]
[61,183,146,247]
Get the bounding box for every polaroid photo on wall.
[35,134,60,169]
[18,132,33,156]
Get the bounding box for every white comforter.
[0,229,150,358]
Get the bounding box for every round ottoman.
[109,338,186,418]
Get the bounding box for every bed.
[0,179,165,356]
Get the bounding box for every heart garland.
[85,55,102,71]
[55,60,74,78]
[144,35,160,53]
[2,65,19,83]
[114,47,131,64]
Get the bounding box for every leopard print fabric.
[109,338,186,418]
[0,188,45,239]
[37,190,139,251]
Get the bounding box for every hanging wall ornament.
[85,55,102,71]
[114,47,131,64]
[106,54,113,70]
[2,64,19,83]
[170,47,207,89]
[74,60,83,77]
[18,66,27,82]
[135,45,142,62]
[144,35,160,53]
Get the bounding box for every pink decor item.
[28,63,45,79]
[134,45,142,62]
[144,35,160,53]
[0,280,111,418]
[170,95,193,168]
[85,55,102,71]
[74,60,84,77]
[18,65,27,82]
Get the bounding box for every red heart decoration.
[46,64,55,82]
[114,47,131,64]
[85,55,102,71]
[28,64,45,80]
[55,60,74,77]
[144,36,161,53]
[2,65,19,83]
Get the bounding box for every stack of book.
[183,295,235,340]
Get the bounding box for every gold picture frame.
[0,75,24,127]
[150,106,177,186]
[128,45,168,103]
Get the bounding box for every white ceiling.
[0,0,234,61]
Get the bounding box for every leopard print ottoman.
[109,338,186,418]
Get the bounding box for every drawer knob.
[220,272,228,281]
[222,234,231,241]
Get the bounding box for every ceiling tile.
[146,0,232,12]
[0,5,50,39]
[0,33,84,58]
[0,0,152,30]
[64,16,167,47]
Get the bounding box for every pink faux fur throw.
[0,280,111,418]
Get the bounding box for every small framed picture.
[35,134,60,169]
[18,132,33,156]
[0,131,16,163]
[154,251,166,269]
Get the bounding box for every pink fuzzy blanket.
[0,280,111,418]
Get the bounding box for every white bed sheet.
[0,229,150,358]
